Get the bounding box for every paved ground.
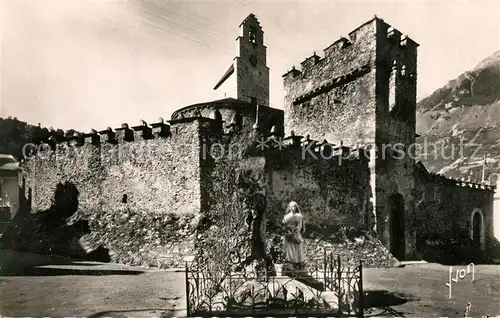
[0,250,185,317]
[363,264,500,317]
[1,250,499,317]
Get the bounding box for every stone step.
[293,274,325,291]
[231,276,340,310]
[398,260,428,267]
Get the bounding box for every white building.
[0,154,21,234]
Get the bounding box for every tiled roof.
[213,64,235,90]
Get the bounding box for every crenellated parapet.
[282,16,419,85]
[420,171,496,192]
[281,66,302,79]
[282,30,365,82]
[299,52,322,71]
[131,120,154,140]
[98,127,118,145]
[323,37,352,58]
[252,130,370,168]
[282,20,372,82]
[386,27,403,46]
[283,15,420,149]
[25,116,225,160]
[84,130,100,146]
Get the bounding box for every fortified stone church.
[2,14,497,267]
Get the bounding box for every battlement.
[283,16,419,149]
[420,170,496,192]
[89,118,175,146]
[282,16,419,81]
[300,52,322,71]
[323,37,352,58]
[386,27,403,44]
[281,66,302,79]
[254,131,369,168]
[27,116,224,159]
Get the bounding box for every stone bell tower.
[213,14,270,107]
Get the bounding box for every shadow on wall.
[485,236,500,262]
[416,233,492,265]
[0,180,110,262]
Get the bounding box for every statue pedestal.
[273,262,325,291]
[274,263,284,276]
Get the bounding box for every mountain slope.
[416,51,500,183]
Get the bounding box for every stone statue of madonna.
[282,201,306,271]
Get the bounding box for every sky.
[1,0,500,132]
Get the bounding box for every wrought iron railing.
[185,249,364,317]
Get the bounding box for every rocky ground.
[1,250,500,317]
[303,232,401,268]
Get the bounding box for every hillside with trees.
[0,117,69,160]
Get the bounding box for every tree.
[0,117,65,159]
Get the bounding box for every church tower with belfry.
[213,13,270,107]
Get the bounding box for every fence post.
[185,262,190,317]
[251,285,255,315]
[337,254,341,291]
[358,260,364,317]
[323,248,327,290]
[228,267,232,310]
[330,252,334,290]
[337,255,342,312]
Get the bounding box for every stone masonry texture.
[282,16,494,262]
[4,119,203,268]
[1,16,496,269]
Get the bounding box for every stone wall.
[2,122,403,268]
[194,129,399,269]
[414,168,495,263]
[4,118,207,268]
[283,20,378,147]
[260,138,398,267]
[265,146,371,230]
[282,17,420,261]
[282,17,418,150]
[197,129,264,256]
[171,100,285,138]
[374,151,417,259]
[371,18,419,260]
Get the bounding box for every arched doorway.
[388,194,406,260]
[470,208,484,250]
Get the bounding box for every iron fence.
[185,250,364,317]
